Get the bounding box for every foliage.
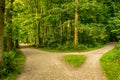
[4,0,120,51]
[64,55,86,68]
[115,41,120,62]
[78,24,109,45]
[100,42,120,80]
[0,51,25,80]
[1,0,120,79]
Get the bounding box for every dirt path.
[16,43,115,80]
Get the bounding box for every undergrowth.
[100,41,120,80]
[0,51,25,80]
[39,43,103,53]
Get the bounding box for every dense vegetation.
[64,55,86,68]
[0,51,25,80]
[100,41,120,80]
[3,0,120,51]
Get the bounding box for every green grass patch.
[64,55,86,68]
[38,42,104,53]
[39,44,103,53]
[0,50,26,80]
[100,42,120,80]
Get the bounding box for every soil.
[16,43,115,80]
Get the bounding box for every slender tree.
[35,0,40,47]
[0,0,5,67]
[74,0,79,46]
[6,0,14,51]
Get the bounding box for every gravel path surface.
[16,43,115,80]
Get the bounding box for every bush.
[100,42,120,80]
[77,44,88,50]
[0,51,25,80]
[115,41,120,63]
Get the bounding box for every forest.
[0,0,120,80]
[2,0,120,51]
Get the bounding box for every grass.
[64,55,86,68]
[39,45,103,53]
[100,42,120,80]
[0,50,26,80]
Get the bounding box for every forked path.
[16,43,115,80]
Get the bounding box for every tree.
[0,0,5,67]
[74,0,79,46]
[34,0,41,47]
[7,0,119,51]
[6,0,14,51]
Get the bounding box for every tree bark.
[67,20,71,44]
[15,39,19,48]
[0,0,5,67]
[35,0,40,47]
[15,26,20,48]
[60,17,63,46]
[6,0,14,52]
[74,0,79,46]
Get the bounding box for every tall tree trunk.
[0,0,5,67]
[35,10,39,47]
[6,0,14,52]
[15,27,19,48]
[35,0,40,47]
[43,24,47,45]
[15,39,19,48]
[74,0,79,46]
[67,20,71,44]
[60,17,63,46]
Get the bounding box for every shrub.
[100,42,120,80]
[0,51,25,80]
[115,41,120,63]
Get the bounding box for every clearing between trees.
[16,43,115,80]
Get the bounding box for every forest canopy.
[3,0,120,51]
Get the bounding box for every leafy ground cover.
[100,42,120,80]
[64,55,86,68]
[39,44,103,53]
[0,51,25,80]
